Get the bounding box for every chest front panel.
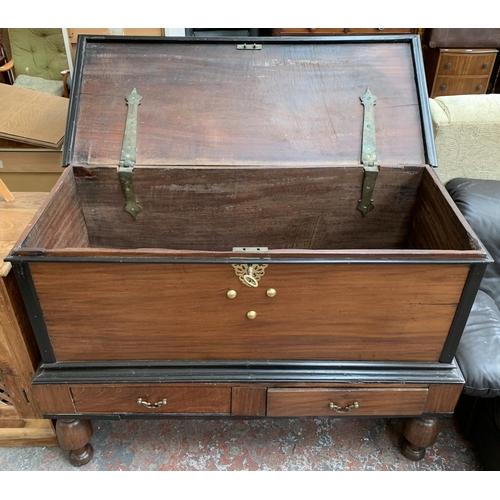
[30,262,469,363]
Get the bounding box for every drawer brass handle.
[440,84,447,90]
[137,397,167,409]
[477,85,483,91]
[445,62,452,69]
[483,63,489,69]
[328,401,359,413]
[227,289,237,299]
[377,28,385,31]
[266,288,277,298]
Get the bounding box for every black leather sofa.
[446,178,500,471]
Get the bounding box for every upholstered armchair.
[429,95,500,184]
[0,28,70,97]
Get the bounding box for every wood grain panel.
[73,165,423,251]
[0,85,68,148]
[232,387,267,416]
[21,168,89,250]
[267,388,428,416]
[432,76,490,97]
[436,52,496,76]
[70,385,231,414]
[72,41,426,167]
[0,192,47,275]
[409,167,482,251]
[32,385,76,414]
[30,262,469,362]
[423,384,463,413]
[0,151,63,173]
[0,419,57,446]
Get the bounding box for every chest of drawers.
[425,48,498,97]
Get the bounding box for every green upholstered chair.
[0,28,70,97]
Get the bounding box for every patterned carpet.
[0,415,482,471]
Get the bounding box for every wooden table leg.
[56,419,94,466]
[401,416,440,461]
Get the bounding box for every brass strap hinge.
[118,88,142,220]
[357,88,379,217]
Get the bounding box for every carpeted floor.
[0,414,482,471]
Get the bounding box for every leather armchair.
[446,178,500,470]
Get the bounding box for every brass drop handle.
[328,401,359,413]
[445,62,452,69]
[137,397,167,409]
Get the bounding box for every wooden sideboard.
[272,28,419,36]
[0,190,57,446]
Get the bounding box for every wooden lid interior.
[70,38,427,168]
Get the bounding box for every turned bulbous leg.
[56,419,94,466]
[401,417,440,461]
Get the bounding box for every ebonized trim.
[43,412,451,420]
[440,262,488,363]
[62,35,87,167]
[12,262,56,363]
[6,255,490,265]
[411,36,438,167]
[33,359,465,385]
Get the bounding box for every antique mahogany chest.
[6,35,490,465]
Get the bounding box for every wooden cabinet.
[425,48,498,97]
[7,35,490,466]
[0,192,57,446]
[272,28,417,36]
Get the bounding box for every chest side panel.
[30,262,469,363]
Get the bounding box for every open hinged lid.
[64,35,436,170]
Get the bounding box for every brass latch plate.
[236,43,262,50]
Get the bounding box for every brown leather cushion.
[455,291,500,397]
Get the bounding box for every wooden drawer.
[70,385,231,414]
[437,52,497,76]
[433,76,490,97]
[267,388,428,416]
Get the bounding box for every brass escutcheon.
[232,264,268,288]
